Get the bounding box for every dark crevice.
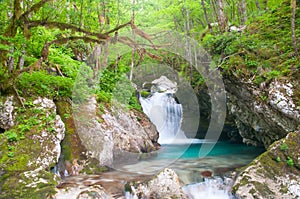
[0,127,5,134]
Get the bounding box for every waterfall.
[140,92,187,144]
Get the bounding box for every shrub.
[17,71,74,98]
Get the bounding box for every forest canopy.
[0,0,298,102]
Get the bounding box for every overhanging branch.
[28,20,109,40]
[104,21,132,35]
[41,36,105,60]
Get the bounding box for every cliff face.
[199,0,300,149]
[224,75,300,147]
[198,2,300,197]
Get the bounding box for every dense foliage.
[0,0,298,104]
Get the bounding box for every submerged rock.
[127,168,185,199]
[233,130,300,198]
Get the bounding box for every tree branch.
[28,20,109,40]
[104,21,132,35]
[20,0,53,21]
[41,36,104,61]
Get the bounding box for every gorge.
[1,0,300,198]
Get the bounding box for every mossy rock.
[55,99,108,175]
[1,170,58,199]
[0,97,64,198]
[140,91,151,98]
[55,99,86,162]
[233,130,300,198]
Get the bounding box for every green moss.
[0,98,63,197]
[280,184,289,194]
[234,131,300,197]
[82,158,108,174]
[252,181,275,196]
[232,175,251,193]
[55,100,86,162]
[202,0,300,88]
[140,91,151,98]
[1,170,58,199]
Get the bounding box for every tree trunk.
[66,0,70,22]
[185,8,193,80]
[291,0,299,56]
[7,48,14,73]
[18,49,26,70]
[92,45,102,78]
[239,0,247,25]
[201,0,213,34]
[217,0,228,32]
[129,0,135,81]
[79,0,84,28]
[210,0,219,25]
[230,1,236,24]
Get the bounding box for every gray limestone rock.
[0,96,15,130]
[128,168,186,199]
[73,96,159,167]
[224,76,300,147]
[233,130,300,198]
[151,76,178,93]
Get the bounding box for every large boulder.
[55,184,113,199]
[151,76,178,93]
[72,96,159,167]
[126,168,186,199]
[233,130,300,198]
[0,97,65,198]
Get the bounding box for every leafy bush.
[48,47,83,79]
[17,71,74,98]
[97,63,141,110]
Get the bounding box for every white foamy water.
[182,177,234,199]
[125,177,234,199]
[140,92,187,144]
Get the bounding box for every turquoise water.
[156,142,265,160]
[118,141,265,198]
[117,141,265,184]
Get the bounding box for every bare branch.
[104,21,132,35]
